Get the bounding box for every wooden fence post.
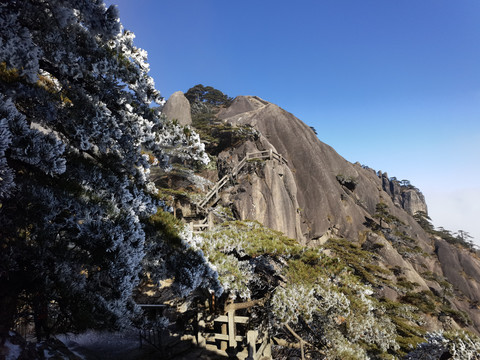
[197,310,206,347]
[220,322,228,351]
[247,330,258,360]
[228,309,236,349]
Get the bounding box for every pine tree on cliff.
[0,0,212,338]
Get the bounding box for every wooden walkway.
[190,150,288,233]
[138,152,290,359]
[197,150,287,211]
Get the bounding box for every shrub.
[336,174,358,191]
[401,291,436,313]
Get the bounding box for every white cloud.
[424,187,480,245]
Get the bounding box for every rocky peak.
[218,96,384,241]
[217,95,268,119]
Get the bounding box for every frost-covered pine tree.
[0,0,212,338]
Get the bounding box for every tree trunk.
[0,279,19,344]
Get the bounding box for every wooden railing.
[138,304,169,351]
[244,150,288,166]
[190,217,209,233]
[196,150,288,211]
[196,299,271,359]
[139,327,166,351]
[197,174,230,210]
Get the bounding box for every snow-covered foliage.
[272,277,399,358]
[154,121,210,165]
[272,282,349,325]
[405,331,480,360]
[0,0,211,334]
[174,228,223,297]
[199,221,402,358]
[199,221,286,299]
[140,210,222,299]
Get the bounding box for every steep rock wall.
[435,238,480,302]
[217,137,306,243]
[218,96,430,244]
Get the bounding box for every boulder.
[162,91,192,126]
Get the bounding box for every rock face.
[380,172,428,216]
[435,238,480,302]
[218,96,425,242]
[162,91,192,126]
[402,189,428,216]
[217,136,306,243]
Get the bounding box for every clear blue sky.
[106,0,480,242]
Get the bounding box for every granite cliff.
[217,96,429,244]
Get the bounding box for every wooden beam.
[214,334,243,342]
[220,322,227,351]
[225,297,266,312]
[215,315,249,324]
[247,330,258,360]
[228,309,236,348]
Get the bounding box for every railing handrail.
[196,150,288,211]
[139,327,165,351]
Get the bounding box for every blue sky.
[106,0,480,242]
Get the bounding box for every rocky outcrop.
[435,238,480,302]
[162,91,192,126]
[217,136,306,243]
[366,232,430,292]
[433,238,480,330]
[380,172,428,216]
[402,189,428,216]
